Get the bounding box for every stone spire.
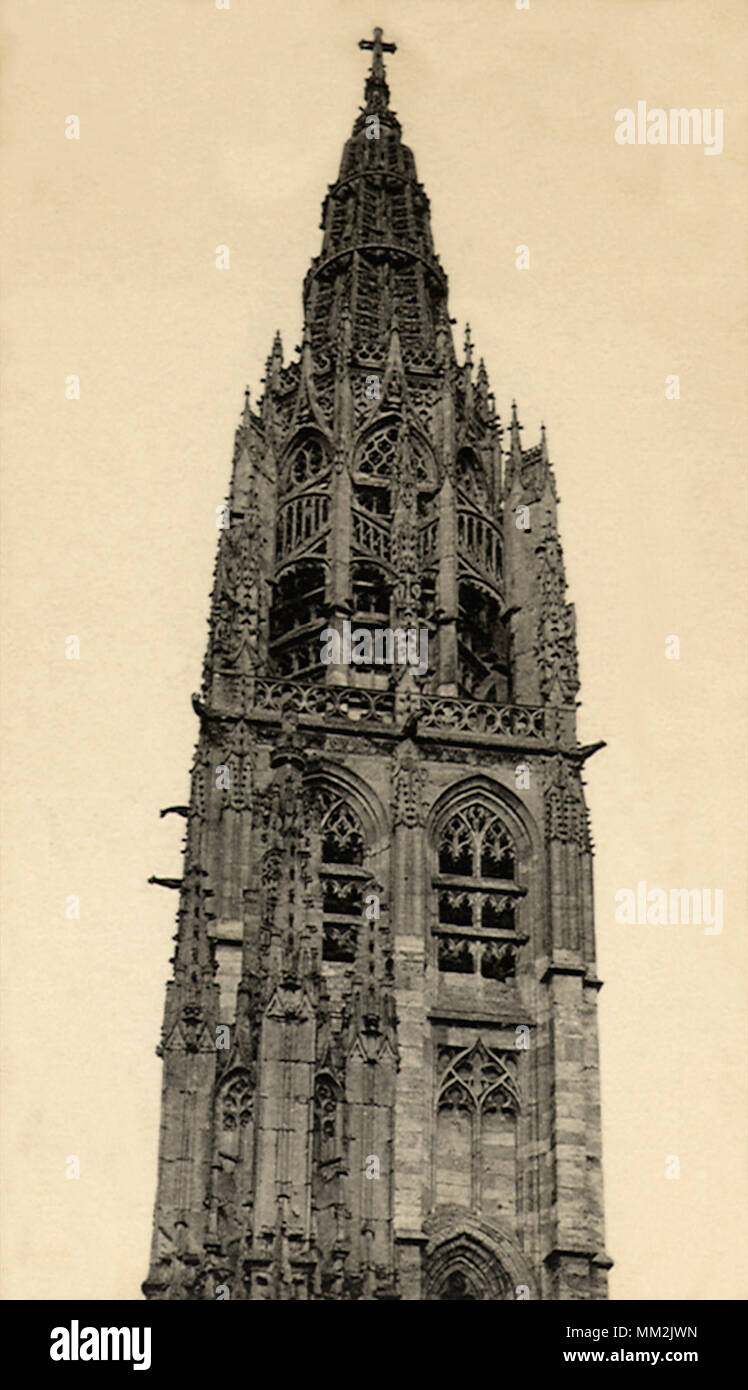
[146,30,609,1306]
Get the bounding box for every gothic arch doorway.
[436,1269,491,1302]
[423,1211,538,1302]
[425,1233,512,1301]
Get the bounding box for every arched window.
[213,1071,254,1249]
[357,424,400,478]
[434,803,523,977]
[316,792,366,963]
[355,422,436,488]
[282,433,327,490]
[218,1073,253,1143]
[439,1271,479,1300]
[434,1040,519,1218]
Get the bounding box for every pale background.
[1,0,746,1300]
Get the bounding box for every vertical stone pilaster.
[391,786,427,1243]
[436,474,458,693]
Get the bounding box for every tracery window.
[213,1071,253,1251]
[318,793,367,963]
[355,423,435,487]
[219,1073,253,1135]
[356,424,400,478]
[434,803,524,978]
[283,434,327,489]
[434,1039,519,1217]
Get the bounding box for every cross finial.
[358,27,397,61]
[358,27,397,116]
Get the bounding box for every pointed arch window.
[433,803,525,978]
[218,1073,253,1139]
[356,424,400,479]
[317,792,368,963]
[212,1070,254,1251]
[282,433,328,491]
[434,1039,519,1218]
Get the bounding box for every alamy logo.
[50,1321,151,1372]
[320,620,429,675]
[614,881,723,935]
[615,102,724,155]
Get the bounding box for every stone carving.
[391,427,422,624]
[437,1038,519,1113]
[534,525,580,706]
[209,501,265,675]
[146,26,608,1304]
[543,754,592,851]
[391,744,425,826]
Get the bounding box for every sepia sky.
[1,0,746,1300]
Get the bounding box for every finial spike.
[464,322,473,366]
[358,26,397,114]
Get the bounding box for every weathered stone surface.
[144,30,609,1303]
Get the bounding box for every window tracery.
[433,1040,519,1217]
[315,792,367,963]
[282,434,327,489]
[434,804,524,977]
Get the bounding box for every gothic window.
[317,793,367,963]
[219,1073,253,1136]
[313,1073,344,1171]
[439,1271,478,1300]
[321,798,364,865]
[215,1072,253,1173]
[356,423,435,488]
[212,1071,253,1254]
[356,424,400,479]
[434,803,524,978]
[282,433,327,490]
[434,1040,519,1217]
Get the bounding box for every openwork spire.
[303,25,447,357]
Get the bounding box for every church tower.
[144,30,610,1302]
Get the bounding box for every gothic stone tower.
[144,30,610,1302]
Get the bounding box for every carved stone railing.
[417,696,546,740]
[246,678,557,743]
[251,678,396,724]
